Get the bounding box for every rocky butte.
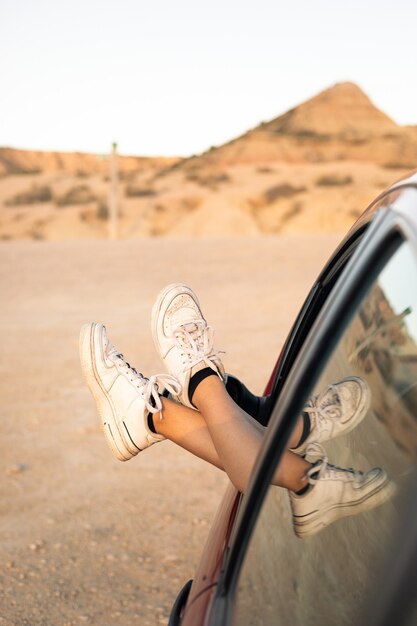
[0,82,416,239]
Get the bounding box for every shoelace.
[305,443,362,485]
[172,320,224,373]
[106,343,181,416]
[303,384,342,432]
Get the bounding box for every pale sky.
[1,0,416,157]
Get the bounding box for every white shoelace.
[305,443,362,485]
[107,343,181,415]
[303,384,342,432]
[172,320,224,373]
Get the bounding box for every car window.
[232,240,417,626]
[265,229,367,410]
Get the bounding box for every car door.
[208,183,417,625]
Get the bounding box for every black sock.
[188,367,218,406]
[147,412,157,434]
[296,461,320,495]
[294,412,311,448]
[295,483,310,496]
[147,389,169,434]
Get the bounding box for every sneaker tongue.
[181,319,200,332]
[174,310,200,328]
[320,389,340,410]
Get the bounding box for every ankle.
[191,373,225,410]
[188,367,219,407]
[147,399,166,435]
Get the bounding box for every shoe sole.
[292,471,396,538]
[294,376,372,455]
[79,322,136,462]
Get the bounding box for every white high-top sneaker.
[289,444,395,538]
[151,283,226,409]
[292,377,371,455]
[79,322,181,461]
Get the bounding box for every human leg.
[79,321,310,491]
[151,282,395,536]
[191,375,310,493]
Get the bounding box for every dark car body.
[170,172,417,626]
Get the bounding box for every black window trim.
[267,223,368,407]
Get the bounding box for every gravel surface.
[0,235,341,626]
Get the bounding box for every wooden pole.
[109,142,119,239]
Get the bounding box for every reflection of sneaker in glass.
[292,377,371,455]
[79,322,181,461]
[290,444,395,539]
[151,283,226,409]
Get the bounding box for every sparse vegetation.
[55,185,96,207]
[257,166,275,174]
[120,171,137,182]
[383,162,416,170]
[316,174,353,186]
[6,185,53,206]
[375,180,390,189]
[19,168,42,175]
[185,171,231,189]
[281,201,303,223]
[181,197,200,211]
[125,184,156,198]
[29,218,47,239]
[263,183,306,204]
[30,230,45,240]
[96,200,109,221]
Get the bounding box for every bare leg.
[192,376,311,493]
[155,398,225,471]
[154,388,311,494]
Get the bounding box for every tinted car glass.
[232,240,417,626]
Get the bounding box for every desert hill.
[259,81,398,139]
[0,147,179,177]
[179,82,417,169]
[1,82,416,239]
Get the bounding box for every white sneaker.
[290,444,395,538]
[151,283,226,409]
[79,322,181,461]
[292,377,371,455]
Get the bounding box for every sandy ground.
[0,235,341,626]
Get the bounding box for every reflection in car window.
[233,241,417,626]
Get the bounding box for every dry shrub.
[383,162,416,170]
[281,201,303,223]
[96,200,109,220]
[120,171,138,183]
[181,196,200,211]
[29,218,47,239]
[6,184,52,206]
[30,230,45,240]
[316,174,353,187]
[185,171,231,189]
[56,185,96,207]
[125,184,156,197]
[257,166,275,174]
[263,183,306,204]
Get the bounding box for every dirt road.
[0,235,340,626]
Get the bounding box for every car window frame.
[209,202,416,626]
